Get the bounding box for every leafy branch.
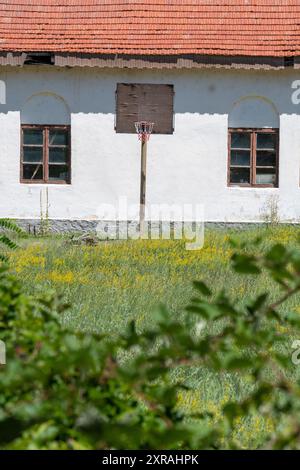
[0,219,26,262]
[1,237,300,448]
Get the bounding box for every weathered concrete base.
[15,219,99,235]
[10,219,300,238]
[14,219,203,238]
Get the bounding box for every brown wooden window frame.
[21,124,71,184]
[228,128,279,188]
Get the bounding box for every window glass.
[230,133,251,149]
[49,129,68,146]
[230,150,250,166]
[256,168,276,185]
[49,148,68,164]
[257,133,276,150]
[230,168,250,184]
[23,164,43,180]
[49,165,69,181]
[23,128,43,145]
[256,151,276,167]
[23,147,43,163]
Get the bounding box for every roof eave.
[0,52,299,70]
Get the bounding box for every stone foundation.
[9,219,299,238]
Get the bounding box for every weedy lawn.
[8,225,300,448]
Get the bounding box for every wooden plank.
[116,83,174,134]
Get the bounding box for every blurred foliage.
[1,237,300,449]
[0,219,25,262]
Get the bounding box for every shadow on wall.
[21,92,71,125]
[0,67,299,118]
[229,96,279,128]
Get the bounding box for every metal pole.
[139,137,147,234]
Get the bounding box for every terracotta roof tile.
[0,1,299,57]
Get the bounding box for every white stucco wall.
[1,65,300,223]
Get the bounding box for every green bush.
[1,237,300,449]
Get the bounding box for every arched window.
[20,93,71,184]
[228,97,279,187]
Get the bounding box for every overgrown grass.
[7,224,300,448]
[9,225,300,334]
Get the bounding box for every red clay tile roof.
[0,1,299,57]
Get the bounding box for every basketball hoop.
[135,121,154,142]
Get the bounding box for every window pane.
[230,168,250,184]
[23,147,43,163]
[231,133,251,149]
[49,148,68,163]
[49,165,69,181]
[256,133,276,150]
[49,129,68,146]
[230,150,250,166]
[23,129,43,145]
[255,168,276,185]
[256,151,276,167]
[23,164,43,180]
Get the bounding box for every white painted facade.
[1,65,300,223]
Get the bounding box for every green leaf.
[193,281,212,297]
[266,244,287,262]
[231,254,261,274]
[246,293,268,315]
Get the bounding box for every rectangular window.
[228,129,279,187]
[21,125,71,184]
[115,83,174,134]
